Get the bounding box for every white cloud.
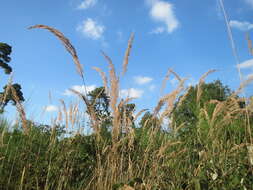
[44,105,58,112]
[64,85,96,96]
[147,0,179,34]
[230,20,253,31]
[120,88,144,98]
[78,0,97,10]
[77,18,105,40]
[237,59,253,69]
[150,27,165,34]
[134,76,153,85]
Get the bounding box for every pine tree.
[0,42,24,113]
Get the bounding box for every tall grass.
[0,25,252,190]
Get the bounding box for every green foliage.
[87,87,112,140]
[0,121,97,190]
[0,82,253,189]
[172,80,231,127]
[0,43,24,113]
[88,87,110,120]
[139,111,160,129]
[0,83,24,107]
[0,43,12,74]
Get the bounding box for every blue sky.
[1,0,253,124]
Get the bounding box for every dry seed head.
[60,99,68,129]
[229,143,246,154]
[122,33,134,76]
[234,74,253,95]
[172,122,186,135]
[101,51,121,141]
[246,32,253,56]
[134,109,148,122]
[92,67,109,94]
[71,104,78,127]
[57,109,63,123]
[153,98,166,117]
[101,51,119,114]
[161,69,172,96]
[176,86,191,108]
[200,107,210,124]
[159,91,179,120]
[170,69,182,82]
[247,145,253,165]
[209,99,220,104]
[69,103,73,128]
[210,101,225,126]
[198,69,216,85]
[69,103,79,128]
[197,69,216,102]
[159,78,186,121]
[0,76,13,111]
[118,97,136,108]
[157,141,181,158]
[120,185,135,190]
[127,127,135,149]
[161,69,182,95]
[69,89,100,134]
[28,25,84,79]
[168,148,187,159]
[10,86,28,134]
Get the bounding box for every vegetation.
[0,43,24,113]
[0,25,253,189]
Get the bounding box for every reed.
[0,25,252,190]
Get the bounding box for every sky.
[1,0,253,125]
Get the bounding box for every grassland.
[0,24,253,190]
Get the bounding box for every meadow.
[0,23,253,190]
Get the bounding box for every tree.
[119,103,136,129]
[0,43,12,74]
[87,87,137,137]
[87,87,110,120]
[87,87,111,138]
[0,43,24,113]
[171,80,231,127]
[139,111,160,129]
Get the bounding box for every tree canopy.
[171,80,232,127]
[0,42,24,113]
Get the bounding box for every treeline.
[0,82,253,189]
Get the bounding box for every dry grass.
[155,69,185,121]
[31,33,253,188]
[10,85,28,134]
[92,67,109,94]
[134,109,148,122]
[246,32,253,56]
[196,69,216,103]
[28,25,84,82]
[122,33,134,76]
[69,88,100,137]
[234,74,253,96]
[1,25,253,190]
[101,51,120,142]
